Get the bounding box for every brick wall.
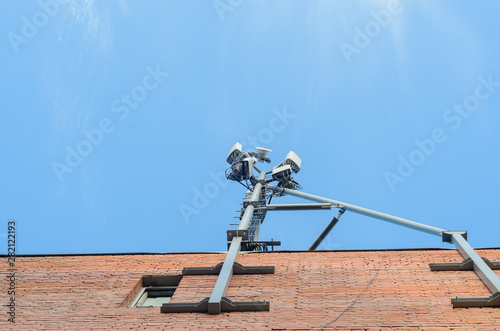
[1,249,499,330]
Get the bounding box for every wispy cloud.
[67,0,113,51]
[47,1,115,133]
[386,1,487,89]
[116,0,130,17]
[45,0,117,189]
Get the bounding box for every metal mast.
[162,143,500,314]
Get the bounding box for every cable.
[320,249,388,330]
[243,242,268,251]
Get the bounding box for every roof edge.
[1,247,499,257]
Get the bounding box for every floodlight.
[284,151,301,173]
[227,142,242,164]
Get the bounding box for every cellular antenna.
[163,144,500,314]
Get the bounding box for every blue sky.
[1,1,499,254]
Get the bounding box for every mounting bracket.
[451,292,500,308]
[227,229,248,241]
[161,297,270,313]
[266,184,500,309]
[182,262,275,275]
[442,230,467,243]
[430,257,500,271]
[430,255,500,308]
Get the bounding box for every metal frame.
[266,184,444,236]
[266,184,500,308]
[164,144,500,313]
[207,173,266,313]
[162,172,272,314]
[446,232,500,307]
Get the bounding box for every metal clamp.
[227,229,248,241]
[442,230,467,243]
[243,200,258,208]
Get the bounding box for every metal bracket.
[227,229,248,241]
[431,251,500,308]
[452,291,500,308]
[442,230,467,243]
[265,203,332,211]
[162,297,210,313]
[430,257,500,271]
[182,262,275,275]
[161,296,270,313]
[243,200,258,208]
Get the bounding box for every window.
[134,286,177,307]
[129,275,182,308]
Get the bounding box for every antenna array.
[161,143,500,314]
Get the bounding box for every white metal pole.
[266,184,445,236]
[208,172,266,314]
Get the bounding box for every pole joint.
[442,230,467,243]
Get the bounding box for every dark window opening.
[129,275,182,308]
[135,287,177,307]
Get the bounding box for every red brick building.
[2,248,500,330]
